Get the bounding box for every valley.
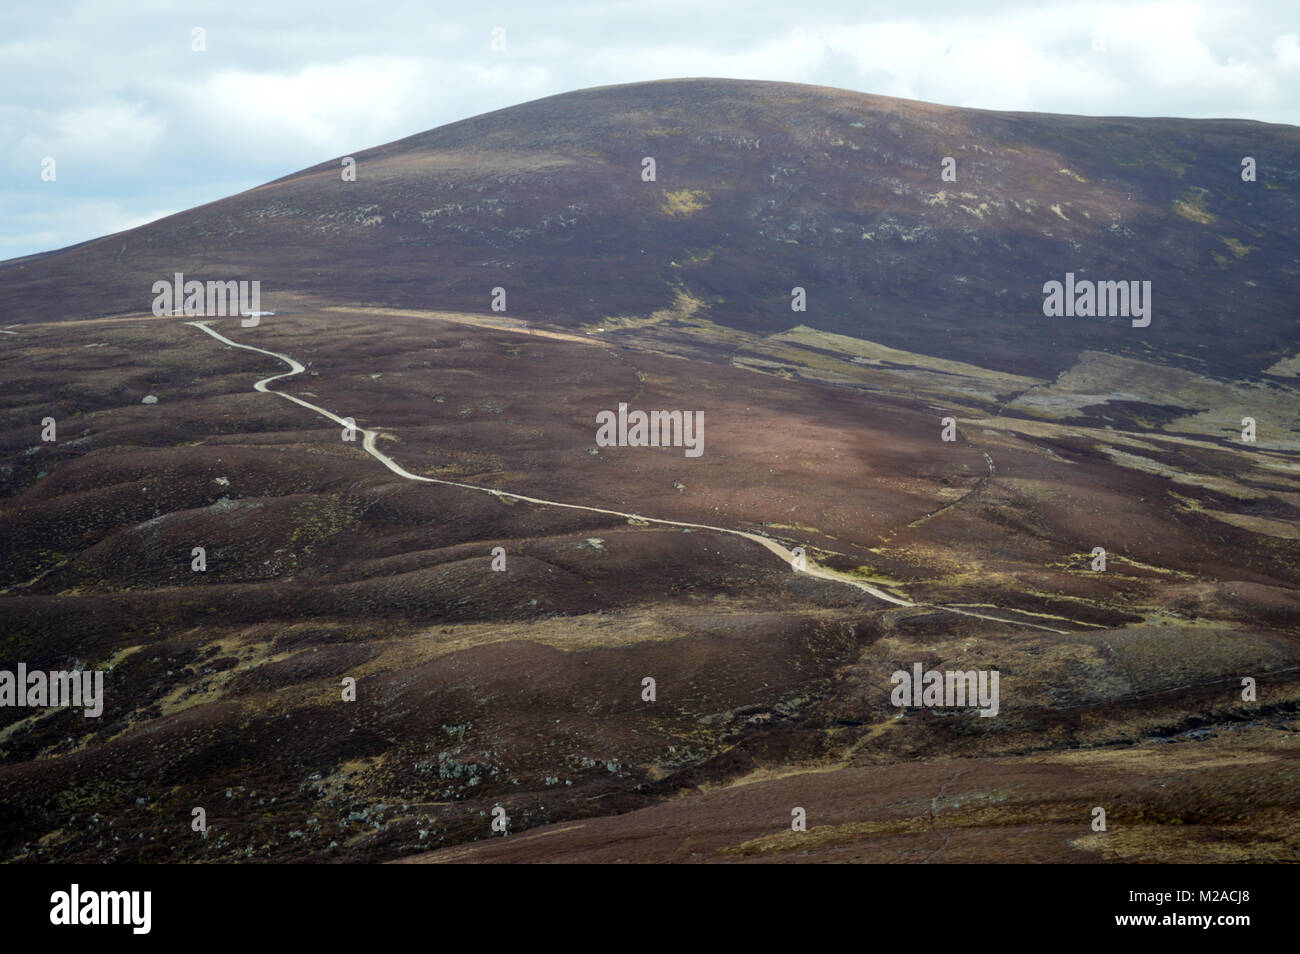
[1,78,1297,863]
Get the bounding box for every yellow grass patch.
[661,189,710,217]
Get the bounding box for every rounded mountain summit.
[2,77,1296,378]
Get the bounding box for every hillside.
[3,78,1298,379]
[1,80,1297,864]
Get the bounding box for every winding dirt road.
[189,320,1079,634]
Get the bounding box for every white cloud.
[2,0,1297,259]
[1275,33,1300,69]
[0,198,175,256]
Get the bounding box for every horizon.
[4,0,1299,259]
[9,73,1295,266]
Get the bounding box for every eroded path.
[189,320,1083,634]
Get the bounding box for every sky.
[3,0,1298,260]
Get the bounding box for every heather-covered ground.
[1,79,1297,863]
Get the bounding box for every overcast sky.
[4,0,1298,260]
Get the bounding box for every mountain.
[3,78,1298,379]
[1,79,1298,864]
